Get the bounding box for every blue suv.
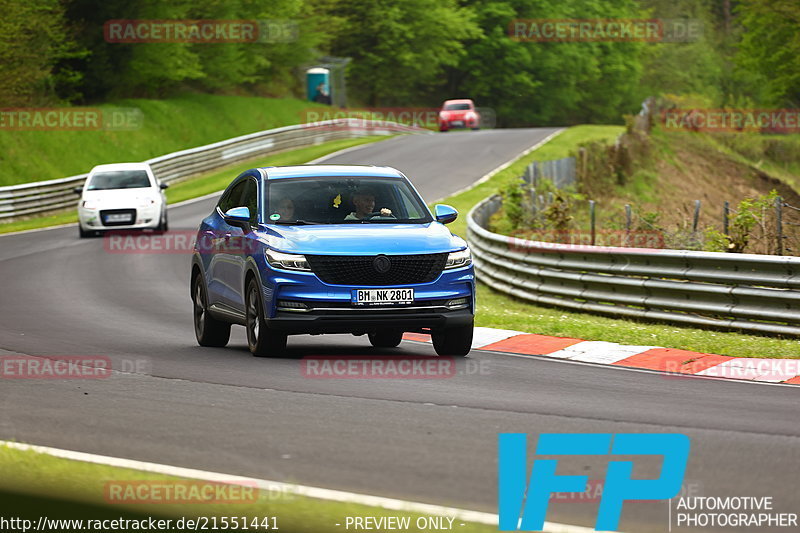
[190,165,475,357]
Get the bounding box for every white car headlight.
[444,248,472,269]
[81,200,100,209]
[265,249,310,271]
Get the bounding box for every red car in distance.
[438,99,480,132]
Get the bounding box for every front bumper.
[268,307,474,334]
[79,205,161,230]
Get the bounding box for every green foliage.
[703,227,730,252]
[735,0,800,106]
[327,0,481,106]
[725,190,780,253]
[0,0,82,105]
[500,179,525,228]
[446,0,645,126]
[700,190,780,253]
[542,191,573,231]
[1,0,798,127]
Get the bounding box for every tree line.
[0,0,797,126]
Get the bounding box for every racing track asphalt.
[1,128,798,532]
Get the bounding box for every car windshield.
[87,170,151,190]
[265,177,432,225]
[444,103,471,110]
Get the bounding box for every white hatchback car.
[76,163,168,238]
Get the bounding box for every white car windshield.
[87,170,151,190]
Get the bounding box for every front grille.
[305,253,448,286]
[99,209,136,227]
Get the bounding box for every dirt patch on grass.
[639,131,800,231]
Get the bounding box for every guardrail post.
[776,196,784,256]
[692,200,701,233]
[625,204,632,246]
[589,200,596,245]
[723,201,730,236]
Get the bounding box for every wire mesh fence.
[504,161,800,256]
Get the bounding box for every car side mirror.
[434,204,458,225]
[159,183,169,190]
[223,206,251,227]
[73,186,83,195]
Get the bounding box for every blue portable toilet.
[307,67,331,104]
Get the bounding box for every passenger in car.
[272,196,295,220]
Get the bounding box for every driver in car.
[345,189,392,220]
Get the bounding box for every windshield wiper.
[272,219,320,225]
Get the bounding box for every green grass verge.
[0,136,388,235]
[437,125,800,359]
[0,93,332,186]
[0,444,494,533]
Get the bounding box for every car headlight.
[265,249,310,271]
[81,200,99,209]
[444,248,471,269]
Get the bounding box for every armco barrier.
[0,119,428,220]
[467,195,800,336]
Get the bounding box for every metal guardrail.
[468,195,800,336]
[522,157,576,190]
[0,119,428,220]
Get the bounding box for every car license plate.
[352,288,414,306]
[451,120,464,127]
[104,213,132,223]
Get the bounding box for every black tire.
[246,278,287,357]
[192,274,231,347]
[78,225,89,238]
[368,330,403,348]
[156,213,168,233]
[432,323,473,357]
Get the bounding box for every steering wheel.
[366,209,396,220]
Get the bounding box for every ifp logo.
[498,433,690,531]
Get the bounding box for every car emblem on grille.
[373,255,391,274]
